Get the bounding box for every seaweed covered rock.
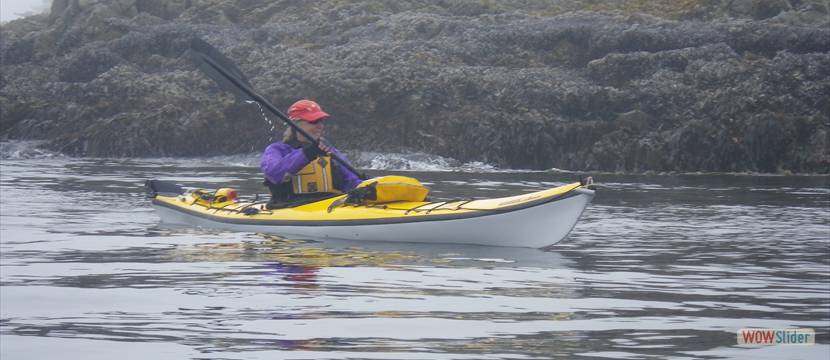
[1,0,828,173]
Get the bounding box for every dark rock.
[726,0,792,20]
[59,47,124,82]
[1,0,829,174]
[587,43,740,86]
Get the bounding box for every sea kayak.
[146,178,595,248]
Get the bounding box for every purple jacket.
[260,141,362,192]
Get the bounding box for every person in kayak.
[261,99,362,207]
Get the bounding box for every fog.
[1,0,50,23]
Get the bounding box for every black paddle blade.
[188,37,254,100]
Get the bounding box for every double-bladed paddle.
[187,37,365,180]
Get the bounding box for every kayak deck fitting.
[146,179,595,248]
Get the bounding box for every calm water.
[1,154,828,359]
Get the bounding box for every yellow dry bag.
[354,175,430,203]
[187,188,238,208]
[327,175,430,212]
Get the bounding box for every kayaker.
[260,99,362,207]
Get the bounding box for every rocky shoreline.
[2,0,828,173]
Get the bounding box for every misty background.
[0,0,50,23]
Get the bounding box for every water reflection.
[168,236,420,267]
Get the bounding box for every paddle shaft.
[195,53,365,180]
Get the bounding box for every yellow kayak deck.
[150,182,586,225]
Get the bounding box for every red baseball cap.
[287,99,329,122]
